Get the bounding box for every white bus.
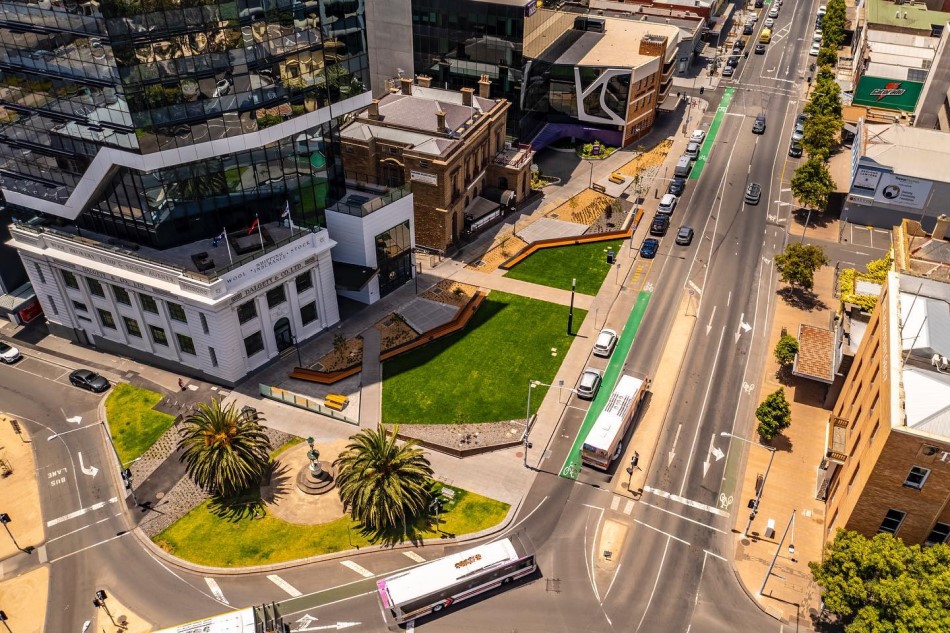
[376,534,536,625]
[581,374,650,470]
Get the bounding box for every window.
[97,308,116,329]
[149,325,168,346]
[295,271,313,293]
[266,285,286,309]
[925,522,950,547]
[904,466,930,490]
[113,286,131,305]
[87,278,105,297]
[244,331,265,357]
[419,159,430,168]
[199,313,209,334]
[140,294,158,314]
[72,300,87,312]
[124,317,142,338]
[167,302,187,323]
[62,270,79,289]
[237,300,257,324]
[879,509,906,535]
[176,333,196,355]
[209,347,218,367]
[300,301,318,325]
[47,296,58,315]
[33,263,45,284]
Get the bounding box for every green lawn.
[503,239,625,296]
[382,291,586,424]
[105,383,176,465]
[153,486,509,567]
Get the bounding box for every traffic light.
[699,87,705,95]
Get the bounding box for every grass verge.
[153,486,509,567]
[382,291,586,424]
[105,383,176,465]
[503,239,625,296]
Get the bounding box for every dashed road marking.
[642,486,729,517]
[205,578,229,604]
[610,496,621,512]
[46,497,118,528]
[623,499,635,515]
[340,560,375,578]
[267,574,302,597]
[403,551,426,563]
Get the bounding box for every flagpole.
[256,213,265,252]
[222,227,233,265]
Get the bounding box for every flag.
[281,201,290,219]
[247,217,259,236]
[215,228,226,241]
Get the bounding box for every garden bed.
[421,280,478,308]
[312,336,363,372]
[374,315,419,353]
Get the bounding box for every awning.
[843,123,857,135]
[332,261,376,291]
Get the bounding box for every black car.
[755,0,764,6]
[752,113,767,134]
[668,176,686,196]
[788,141,803,157]
[755,43,767,54]
[745,182,762,205]
[650,214,670,237]
[675,226,695,246]
[743,24,754,35]
[640,238,660,259]
[727,55,740,68]
[69,369,111,393]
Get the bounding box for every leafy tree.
[817,45,838,68]
[756,388,791,441]
[334,424,435,539]
[791,155,835,211]
[810,530,950,633]
[805,76,843,120]
[802,113,843,157]
[177,399,272,497]
[775,243,830,291]
[774,334,800,367]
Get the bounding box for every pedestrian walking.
[178,378,186,391]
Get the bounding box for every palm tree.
[334,424,434,538]
[177,399,272,497]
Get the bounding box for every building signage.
[872,173,932,210]
[847,194,874,207]
[524,0,538,17]
[851,76,924,112]
[229,256,316,303]
[852,166,883,191]
[410,170,438,186]
[223,236,315,287]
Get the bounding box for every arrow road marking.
[205,578,229,604]
[734,313,751,342]
[77,452,98,477]
[66,416,82,424]
[292,616,360,632]
[267,574,302,597]
[668,424,682,466]
[702,434,724,477]
[706,305,717,336]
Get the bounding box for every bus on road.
[376,533,536,626]
[581,374,651,470]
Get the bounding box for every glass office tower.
[0,0,370,247]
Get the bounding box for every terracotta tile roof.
[793,324,836,383]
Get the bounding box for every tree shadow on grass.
[260,460,293,505]
[206,463,288,523]
[777,287,827,312]
[351,512,446,548]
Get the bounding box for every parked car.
[796,112,809,126]
[769,7,779,18]
[743,23,754,35]
[577,367,602,399]
[0,341,21,364]
[752,113,767,134]
[764,17,774,27]
[788,141,803,157]
[813,30,823,42]
[727,55,740,68]
[640,238,660,259]
[593,328,619,358]
[657,193,678,215]
[69,368,111,393]
[809,42,820,56]
[668,176,686,196]
[690,129,706,144]
[722,65,735,77]
[650,214,671,237]
[675,226,695,246]
[792,121,805,142]
[755,43,767,54]
[745,182,762,205]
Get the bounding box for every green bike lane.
[689,87,734,181]
[560,291,652,479]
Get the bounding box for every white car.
[593,328,618,358]
[690,129,706,144]
[577,368,602,400]
[809,42,820,56]
[0,341,21,364]
[658,193,678,215]
[768,7,779,18]
[764,17,774,27]
[814,30,823,42]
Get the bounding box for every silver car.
[593,328,618,358]
[577,368,602,400]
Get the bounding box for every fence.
[258,384,358,425]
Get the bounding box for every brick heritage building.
[818,218,950,546]
[340,77,533,252]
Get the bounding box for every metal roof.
[862,123,950,183]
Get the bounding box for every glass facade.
[375,219,411,297]
[0,0,370,248]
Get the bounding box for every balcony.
[493,143,534,169]
[329,183,411,218]
[827,415,849,463]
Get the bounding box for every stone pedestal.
[295,461,336,495]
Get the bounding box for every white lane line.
[47,513,121,543]
[46,497,119,528]
[634,519,690,545]
[623,500,635,516]
[47,422,101,440]
[205,578,229,604]
[678,326,726,496]
[266,574,302,597]
[643,486,728,517]
[340,560,375,578]
[585,506,605,603]
[48,532,128,564]
[610,496,621,512]
[704,549,728,561]
[637,499,726,533]
[635,537,671,633]
[403,551,426,563]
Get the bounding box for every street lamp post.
[0,610,11,633]
[0,514,31,554]
[429,498,442,534]
[567,278,576,335]
[720,432,777,537]
[760,510,797,596]
[291,335,303,368]
[587,160,594,189]
[523,379,579,470]
[93,590,117,628]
